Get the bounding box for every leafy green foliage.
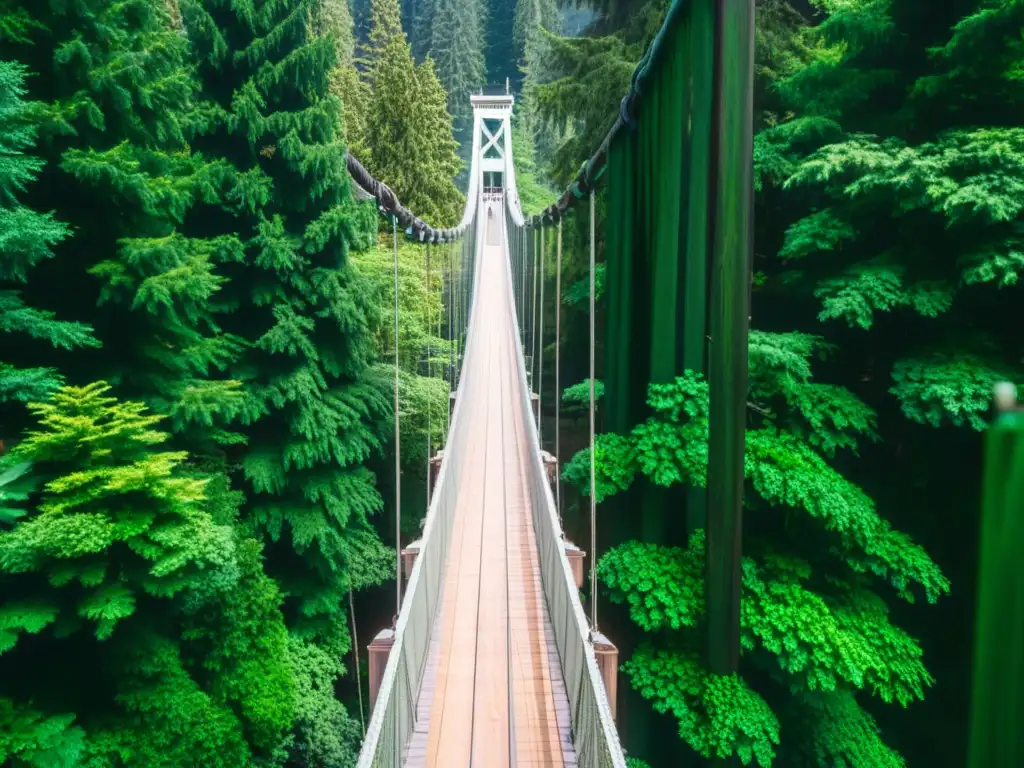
[623,644,780,766]
[0,698,84,768]
[283,635,363,767]
[758,3,1024,430]
[0,383,292,763]
[562,433,636,503]
[564,263,606,306]
[560,375,606,422]
[511,110,558,217]
[890,350,1017,431]
[603,533,933,705]
[0,384,229,645]
[786,690,905,768]
[565,331,946,762]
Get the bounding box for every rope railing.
[346,112,483,242]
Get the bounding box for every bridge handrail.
[355,198,484,768]
[499,204,627,768]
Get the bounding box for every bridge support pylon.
[368,627,395,711]
[591,631,619,724]
[565,542,585,588]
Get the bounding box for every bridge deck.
[404,213,575,767]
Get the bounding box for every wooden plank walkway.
[404,210,575,767]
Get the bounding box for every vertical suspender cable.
[349,584,365,734]
[555,220,563,522]
[392,216,402,615]
[426,243,432,504]
[531,228,539,389]
[448,241,454,433]
[439,242,446,440]
[589,190,598,631]
[521,227,527,349]
[538,226,545,444]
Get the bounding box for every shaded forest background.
[0,0,1021,766]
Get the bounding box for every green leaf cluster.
[565,332,947,764]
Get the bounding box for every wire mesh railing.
[355,202,481,768]
[503,160,627,767]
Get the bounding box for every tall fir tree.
[178,0,392,760]
[318,0,373,160]
[485,0,518,82]
[7,0,247,451]
[0,60,98,424]
[1,1,297,762]
[363,0,464,225]
[428,0,487,147]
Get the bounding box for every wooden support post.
[401,539,422,581]
[564,541,585,588]
[530,392,540,426]
[367,627,395,712]
[591,630,619,723]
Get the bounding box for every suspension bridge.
[344,0,1024,762]
[351,89,624,767]
[348,0,754,764]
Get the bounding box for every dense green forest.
[0,0,1019,765]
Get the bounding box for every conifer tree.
[4,0,248,464]
[486,0,518,81]
[179,0,392,758]
[428,0,486,143]
[3,1,296,762]
[0,60,98,417]
[410,0,437,62]
[364,0,464,225]
[319,0,373,160]
[0,383,293,765]
[513,0,561,70]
